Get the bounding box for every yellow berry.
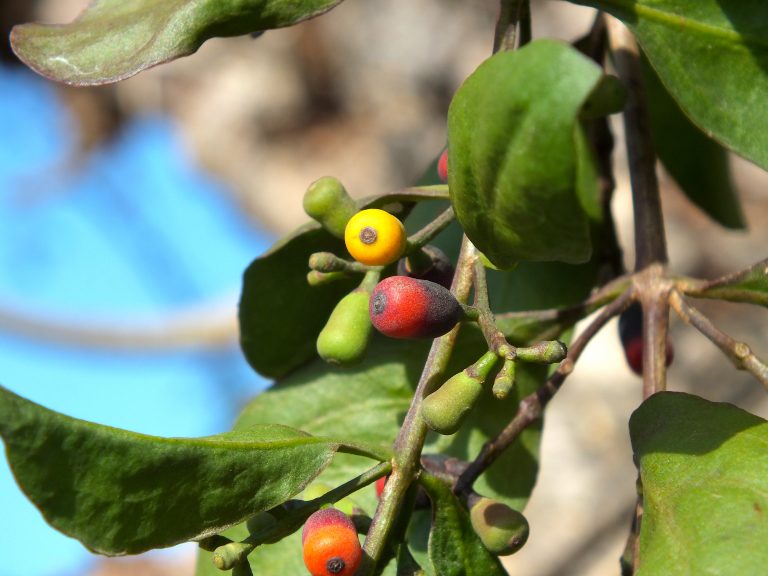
[344,209,406,266]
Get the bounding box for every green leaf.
[10,0,345,85]
[642,55,744,229]
[419,474,506,576]
[567,0,768,171]
[240,223,358,379]
[683,258,768,307]
[630,392,768,575]
[448,40,619,268]
[239,191,447,380]
[0,385,375,556]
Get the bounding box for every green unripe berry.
[303,176,358,238]
[469,496,529,556]
[246,511,277,537]
[421,351,499,435]
[316,290,373,365]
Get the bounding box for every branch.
[361,236,478,573]
[669,290,768,389]
[455,288,634,494]
[606,17,667,269]
[493,0,526,53]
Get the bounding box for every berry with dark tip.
[468,495,529,556]
[397,245,455,289]
[369,276,463,339]
[344,209,406,266]
[619,302,673,376]
[302,508,362,576]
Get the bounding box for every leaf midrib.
[588,0,768,50]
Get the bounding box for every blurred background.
[1,1,768,575]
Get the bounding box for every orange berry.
[344,209,406,266]
[437,149,448,182]
[302,509,362,576]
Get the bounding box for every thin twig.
[455,289,634,494]
[669,290,768,389]
[606,17,667,270]
[406,206,455,251]
[473,259,511,355]
[493,0,525,53]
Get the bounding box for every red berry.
[302,508,361,576]
[369,276,463,339]
[375,476,387,498]
[437,149,449,182]
[619,303,673,376]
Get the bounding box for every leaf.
[642,54,744,229]
[448,40,621,268]
[419,474,506,576]
[239,190,447,380]
[239,224,357,379]
[683,258,768,307]
[630,392,768,575]
[10,0,346,86]
[0,385,377,556]
[567,0,768,171]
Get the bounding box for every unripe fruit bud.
[317,290,373,365]
[422,352,499,435]
[369,276,463,339]
[344,209,407,266]
[468,495,529,556]
[397,245,455,289]
[302,508,362,576]
[618,302,674,376]
[303,177,358,239]
[437,149,449,183]
[245,511,277,536]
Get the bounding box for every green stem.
[360,237,478,573]
[473,259,511,355]
[406,207,455,251]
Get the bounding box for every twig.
[606,17,667,270]
[361,236,478,573]
[669,290,768,389]
[473,260,511,355]
[493,0,525,53]
[406,206,455,251]
[455,289,634,494]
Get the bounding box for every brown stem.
[455,289,634,494]
[493,0,525,53]
[669,290,768,389]
[473,260,511,355]
[606,17,667,270]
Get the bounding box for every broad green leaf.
[0,385,378,556]
[239,190,447,380]
[420,474,506,576]
[568,0,768,171]
[240,224,357,379]
[683,257,768,307]
[10,0,346,85]
[448,40,621,268]
[642,55,744,229]
[630,392,768,575]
